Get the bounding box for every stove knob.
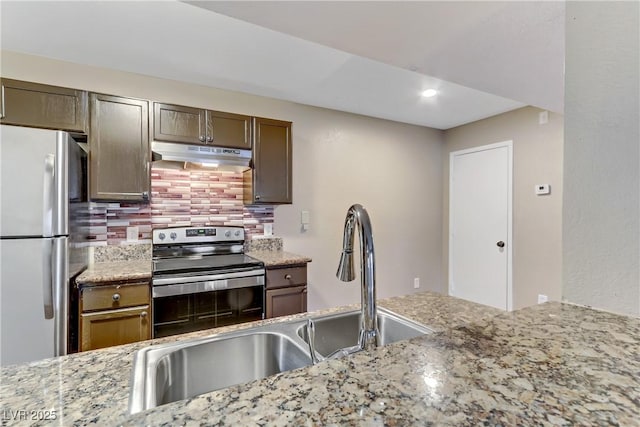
[170,232,177,240]
[234,230,241,237]
[158,232,166,241]
[225,230,231,238]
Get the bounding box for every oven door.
[152,271,265,339]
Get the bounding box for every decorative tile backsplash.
[87,165,274,246]
[88,203,152,246]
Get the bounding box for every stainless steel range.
[151,226,265,338]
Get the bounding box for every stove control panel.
[153,226,244,244]
[186,228,216,237]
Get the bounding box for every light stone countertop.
[75,260,152,285]
[1,292,639,426]
[247,250,312,267]
[75,246,309,285]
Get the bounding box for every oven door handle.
[152,274,265,298]
[152,269,265,286]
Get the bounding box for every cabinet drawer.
[81,282,150,312]
[266,265,307,289]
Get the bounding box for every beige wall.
[443,107,564,309]
[563,2,639,316]
[1,50,444,311]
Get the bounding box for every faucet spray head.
[336,250,355,282]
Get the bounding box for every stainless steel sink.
[297,307,433,357]
[129,328,312,414]
[129,307,432,414]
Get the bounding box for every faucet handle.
[307,318,320,365]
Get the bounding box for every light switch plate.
[263,223,273,236]
[301,210,310,224]
[539,110,549,124]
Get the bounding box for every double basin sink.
[129,307,432,414]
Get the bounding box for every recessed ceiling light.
[421,89,438,98]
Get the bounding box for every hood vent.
[151,141,251,169]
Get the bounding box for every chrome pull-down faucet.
[336,203,379,351]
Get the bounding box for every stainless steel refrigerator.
[0,124,88,366]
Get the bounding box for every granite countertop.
[247,250,312,267]
[1,292,639,426]
[75,260,152,285]
[75,246,308,285]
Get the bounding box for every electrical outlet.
[537,294,548,304]
[126,226,139,242]
[535,184,551,195]
[414,277,420,289]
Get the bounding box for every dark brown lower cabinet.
[78,281,151,352]
[80,306,150,351]
[265,264,308,318]
[266,285,307,318]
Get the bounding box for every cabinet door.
[153,102,206,145]
[205,110,251,149]
[89,93,150,201]
[249,117,292,204]
[266,285,307,319]
[0,78,88,133]
[80,305,150,351]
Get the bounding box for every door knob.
[496,241,505,248]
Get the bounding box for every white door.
[449,141,512,311]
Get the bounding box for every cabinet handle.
[0,84,5,119]
[142,191,149,201]
[140,311,148,318]
[255,195,261,200]
[112,293,121,302]
[199,135,205,142]
[285,274,292,280]
[206,136,213,143]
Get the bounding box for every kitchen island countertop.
[1,292,638,426]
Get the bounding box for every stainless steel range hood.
[151,141,251,169]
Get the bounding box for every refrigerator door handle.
[42,154,55,238]
[42,238,54,319]
[52,238,68,357]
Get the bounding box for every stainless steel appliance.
[151,226,265,338]
[151,141,251,168]
[0,125,88,366]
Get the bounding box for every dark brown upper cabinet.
[89,93,150,202]
[244,117,292,204]
[153,102,251,149]
[0,78,88,133]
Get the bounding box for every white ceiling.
[195,1,566,114]
[0,1,564,130]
